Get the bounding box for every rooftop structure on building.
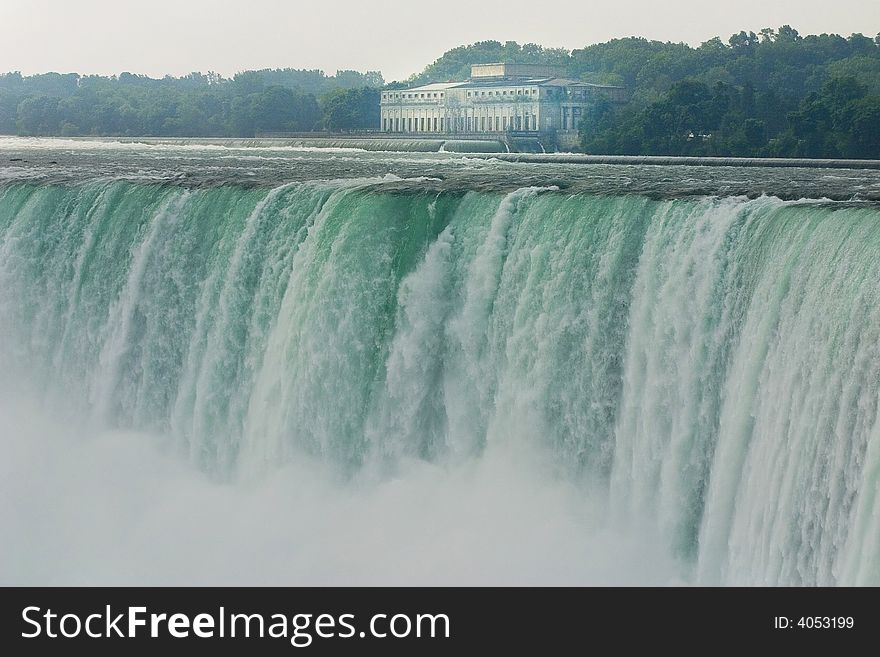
[379,63,626,148]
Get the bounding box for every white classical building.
[379,63,625,146]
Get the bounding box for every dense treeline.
[414,29,880,157]
[0,69,383,137]
[576,29,880,157]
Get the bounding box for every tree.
[850,97,880,157]
[16,95,61,135]
[251,86,320,133]
[0,90,20,133]
[320,87,380,131]
[574,26,880,157]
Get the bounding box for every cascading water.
[2,160,880,585]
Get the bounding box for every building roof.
[399,82,465,93]
[390,75,625,94]
[470,63,566,79]
[453,77,550,89]
[541,78,625,89]
[449,77,624,90]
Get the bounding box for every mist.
[0,398,684,586]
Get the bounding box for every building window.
[433,117,437,131]
[495,116,500,130]
[503,116,508,130]
[480,116,485,131]
[467,92,471,97]
[420,117,425,131]
[440,117,444,131]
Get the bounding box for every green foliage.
[0,68,382,137]
[576,28,880,158]
[0,90,19,133]
[320,87,380,131]
[783,76,878,157]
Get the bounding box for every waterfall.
[2,178,879,585]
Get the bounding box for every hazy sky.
[1,0,878,81]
